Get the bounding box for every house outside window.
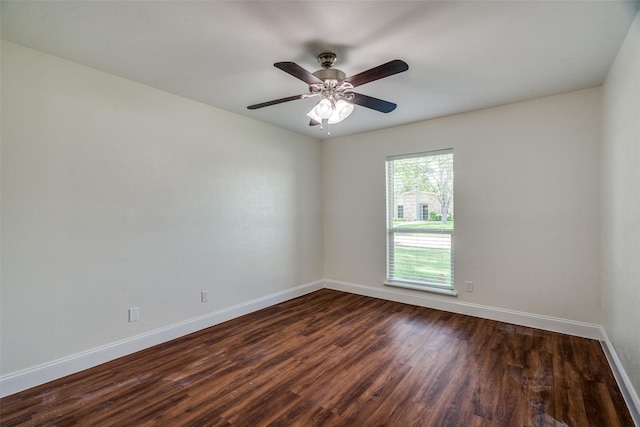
[421,203,429,220]
[385,149,455,294]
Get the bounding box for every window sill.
[384,281,458,297]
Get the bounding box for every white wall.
[602,12,640,401]
[0,41,323,376]
[323,88,602,323]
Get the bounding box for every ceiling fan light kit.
[307,99,355,128]
[247,52,408,135]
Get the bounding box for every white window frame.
[384,149,457,296]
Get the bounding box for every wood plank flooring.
[0,289,633,426]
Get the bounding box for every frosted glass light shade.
[332,100,354,123]
[314,98,333,119]
[307,99,354,125]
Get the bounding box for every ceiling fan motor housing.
[312,68,346,82]
[314,52,345,82]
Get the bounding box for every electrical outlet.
[128,307,139,322]
[201,290,209,303]
[465,281,473,292]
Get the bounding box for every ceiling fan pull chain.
[321,118,329,135]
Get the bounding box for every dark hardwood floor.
[0,289,633,426]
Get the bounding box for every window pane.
[389,233,452,286]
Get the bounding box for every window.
[421,204,429,220]
[385,149,455,295]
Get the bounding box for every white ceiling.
[2,1,639,140]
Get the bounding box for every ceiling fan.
[247,52,409,134]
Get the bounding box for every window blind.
[386,149,454,290]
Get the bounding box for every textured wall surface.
[1,41,323,375]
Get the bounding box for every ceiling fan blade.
[309,119,320,126]
[274,62,323,85]
[348,93,397,113]
[247,94,306,110]
[345,60,409,87]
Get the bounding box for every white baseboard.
[0,280,323,398]
[599,328,640,425]
[324,279,603,339]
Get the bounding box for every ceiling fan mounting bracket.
[317,52,337,69]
